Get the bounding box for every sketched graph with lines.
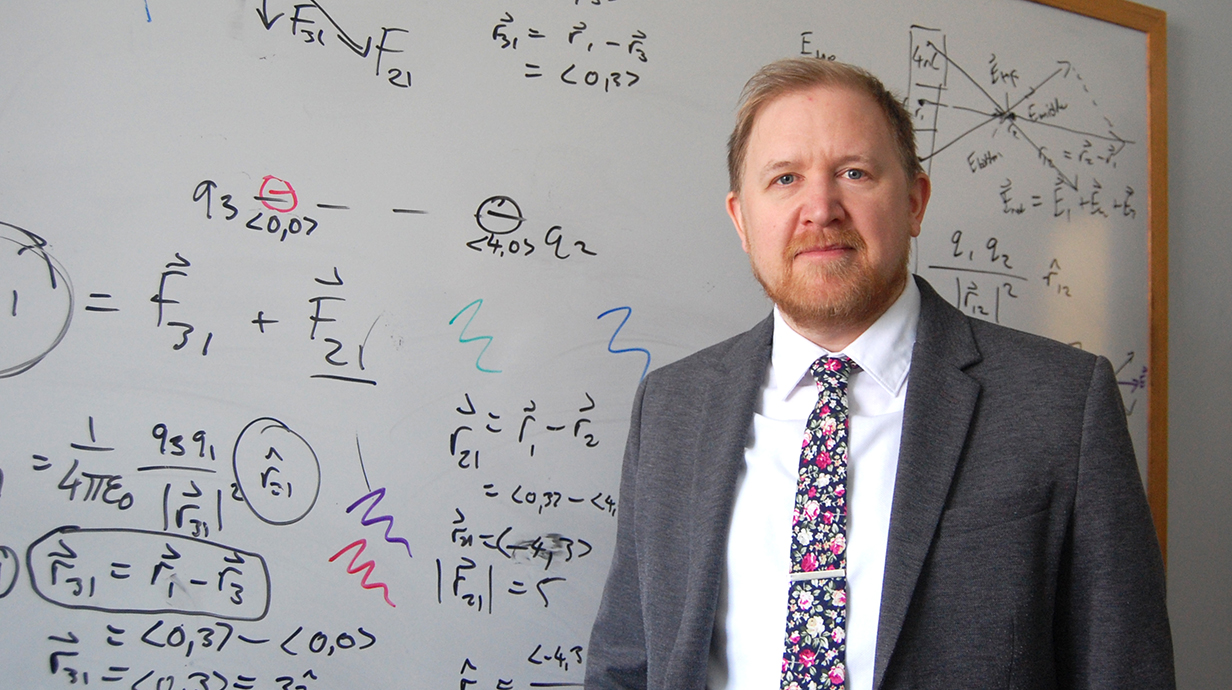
[903,23,1149,426]
[907,25,1140,223]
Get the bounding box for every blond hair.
[727,58,922,193]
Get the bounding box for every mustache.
[785,226,867,257]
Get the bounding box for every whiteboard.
[0,1,1150,687]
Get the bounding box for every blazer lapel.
[873,277,982,689]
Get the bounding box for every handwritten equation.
[41,616,374,688]
[492,7,649,92]
[255,0,415,89]
[469,196,598,261]
[450,392,601,462]
[924,228,1074,325]
[458,645,586,689]
[438,508,590,615]
[28,526,270,620]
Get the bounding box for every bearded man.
[585,58,1174,690]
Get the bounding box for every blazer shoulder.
[644,314,774,386]
[967,317,1099,371]
[914,275,1100,380]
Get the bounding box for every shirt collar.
[767,277,920,400]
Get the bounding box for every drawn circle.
[474,196,525,235]
[259,175,299,214]
[0,546,17,598]
[232,417,321,525]
[0,222,74,378]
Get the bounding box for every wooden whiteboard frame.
[1026,0,1169,558]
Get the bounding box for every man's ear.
[908,172,931,238]
[726,191,750,253]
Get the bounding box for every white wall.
[1154,0,1232,686]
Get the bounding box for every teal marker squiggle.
[598,306,651,382]
[449,299,502,373]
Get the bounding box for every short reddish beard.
[750,226,910,334]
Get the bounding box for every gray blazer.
[585,276,1173,689]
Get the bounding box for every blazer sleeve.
[585,379,650,689]
[1053,355,1175,688]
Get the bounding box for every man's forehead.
[752,84,883,131]
[745,85,893,161]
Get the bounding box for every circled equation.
[26,526,270,620]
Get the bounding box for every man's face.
[726,85,930,346]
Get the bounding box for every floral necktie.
[782,355,857,689]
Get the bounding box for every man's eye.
[843,169,865,180]
[774,173,796,185]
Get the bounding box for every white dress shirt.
[709,279,920,690]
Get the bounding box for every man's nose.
[800,178,845,227]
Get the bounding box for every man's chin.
[759,270,904,334]
[776,293,872,330]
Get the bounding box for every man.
[585,58,1173,689]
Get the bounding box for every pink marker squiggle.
[329,539,395,608]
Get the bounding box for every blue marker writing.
[598,306,651,382]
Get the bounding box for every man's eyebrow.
[757,159,797,177]
[833,153,876,168]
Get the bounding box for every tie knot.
[809,355,858,389]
